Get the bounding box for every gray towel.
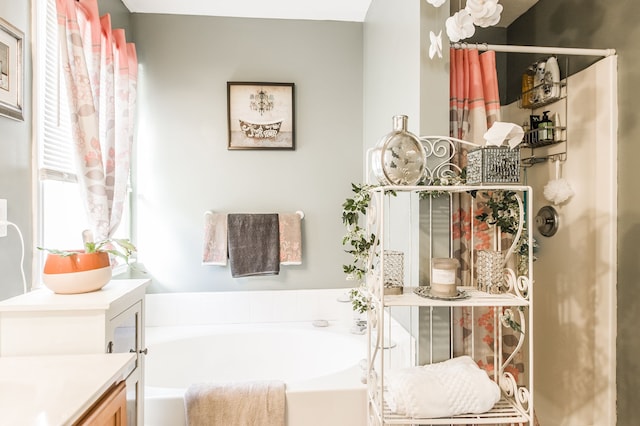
[227,214,280,277]
[184,380,286,426]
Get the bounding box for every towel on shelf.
[227,213,280,277]
[278,213,302,265]
[184,380,285,426]
[384,356,500,418]
[202,212,228,265]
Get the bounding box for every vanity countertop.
[0,353,135,425]
[0,279,150,312]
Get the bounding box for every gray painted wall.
[0,1,31,301]
[130,14,363,292]
[363,0,450,145]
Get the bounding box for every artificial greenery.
[341,183,378,282]
[39,238,137,266]
[416,168,467,199]
[349,285,372,314]
[500,307,524,333]
[473,190,536,275]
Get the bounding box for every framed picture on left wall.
[0,17,23,121]
[227,82,295,150]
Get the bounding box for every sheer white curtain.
[55,0,137,241]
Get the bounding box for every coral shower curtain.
[450,47,500,285]
[449,47,524,383]
[56,0,137,241]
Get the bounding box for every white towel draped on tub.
[385,356,500,418]
[184,380,286,426]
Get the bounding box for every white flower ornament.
[426,0,446,7]
[445,9,475,42]
[466,0,503,28]
[429,30,443,59]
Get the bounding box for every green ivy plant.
[341,183,378,282]
[342,183,400,313]
[349,285,372,314]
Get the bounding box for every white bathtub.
[143,289,369,426]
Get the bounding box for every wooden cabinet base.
[75,381,127,426]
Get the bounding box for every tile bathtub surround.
[145,288,355,327]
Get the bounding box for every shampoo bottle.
[538,111,553,142]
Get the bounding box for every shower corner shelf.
[519,78,568,164]
[363,183,534,426]
[518,81,566,110]
[521,126,566,148]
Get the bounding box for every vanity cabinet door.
[75,381,127,426]
[107,301,145,426]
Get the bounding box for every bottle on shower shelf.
[538,111,554,142]
[521,65,535,108]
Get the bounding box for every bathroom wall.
[507,0,639,423]
[130,14,363,292]
[363,0,450,146]
[0,1,31,301]
[503,57,617,425]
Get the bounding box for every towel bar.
[204,210,304,219]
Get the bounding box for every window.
[34,0,131,285]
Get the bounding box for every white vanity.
[0,353,135,425]
[0,278,150,425]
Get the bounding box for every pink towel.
[202,212,228,265]
[279,213,302,265]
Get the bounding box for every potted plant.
[39,231,136,294]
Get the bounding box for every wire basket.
[466,147,521,184]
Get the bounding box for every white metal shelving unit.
[363,175,534,424]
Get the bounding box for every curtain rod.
[452,43,616,57]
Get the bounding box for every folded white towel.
[385,356,500,418]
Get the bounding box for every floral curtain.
[449,47,524,384]
[450,47,500,285]
[56,0,137,241]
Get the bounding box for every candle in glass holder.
[430,258,459,297]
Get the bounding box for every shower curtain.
[56,0,138,242]
[450,47,499,286]
[449,47,524,384]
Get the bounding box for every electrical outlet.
[0,199,7,237]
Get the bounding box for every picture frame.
[0,17,24,121]
[227,82,295,150]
